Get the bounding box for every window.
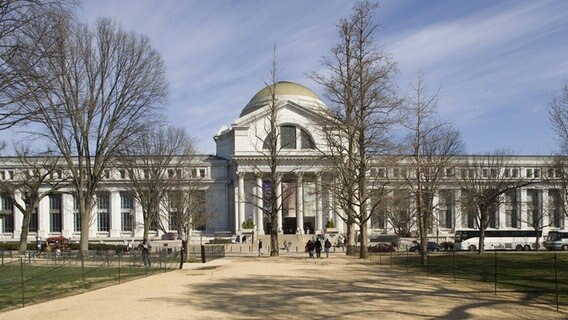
[73,195,81,232]
[121,193,134,231]
[527,190,541,228]
[1,194,13,233]
[549,189,563,228]
[280,125,296,149]
[29,208,38,233]
[97,193,109,232]
[120,169,126,179]
[504,190,519,228]
[438,190,454,229]
[300,129,315,149]
[49,194,62,232]
[526,169,533,178]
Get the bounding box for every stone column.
[256,175,264,234]
[454,189,461,229]
[520,188,528,229]
[542,188,549,229]
[276,174,283,233]
[134,198,144,238]
[296,173,304,234]
[62,193,73,238]
[238,172,245,233]
[315,173,323,233]
[38,195,50,238]
[13,190,23,239]
[110,191,121,237]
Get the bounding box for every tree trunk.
[18,209,32,255]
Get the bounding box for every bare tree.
[311,1,400,258]
[401,75,464,264]
[0,0,76,128]
[0,145,68,253]
[9,15,167,253]
[246,47,293,257]
[166,183,208,263]
[549,81,568,154]
[459,151,534,254]
[119,125,196,241]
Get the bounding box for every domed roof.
[240,81,324,117]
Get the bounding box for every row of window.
[0,167,209,182]
[369,189,565,231]
[1,192,207,233]
[369,167,563,179]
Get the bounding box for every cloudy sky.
[77,0,568,155]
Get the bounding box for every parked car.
[408,241,441,252]
[368,243,395,253]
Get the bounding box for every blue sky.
[76,0,568,155]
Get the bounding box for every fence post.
[406,246,409,273]
[494,251,497,295]
[453,250,456,284]
[20,257,25,307]
[554,253,559,312]
[1,248,3,265]
[201,245,206,263]
[81,253,85,292]
[118,254,121,284]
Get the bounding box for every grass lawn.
[378,251,568,306]
[0,262,166,311]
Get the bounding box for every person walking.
[139,239,151,267]
[306,240,315,258]
[315,238,322,258]
[324,238,332,258]
[258,239,263,256]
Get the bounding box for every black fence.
[0,248,185,312]
[369,249,568,312]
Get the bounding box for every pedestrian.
[139,239,152,267]
[315,238,322,258]
[283,240,289,252]
[307,240,315,258]
[258,239,263,256]
[324,238,332,258]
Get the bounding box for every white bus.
[544,231,568,251]
[454,230,542,251]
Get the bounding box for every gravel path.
[1,255,564,319]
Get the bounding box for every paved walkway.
[1,255,565,319]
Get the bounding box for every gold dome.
[240,81,323,117]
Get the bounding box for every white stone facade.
[0,81,567,243]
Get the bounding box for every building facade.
[0,81,565,243]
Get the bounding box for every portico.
[234,170,336,235]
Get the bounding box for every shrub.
[242,219,255,229]
[326,220,334,228]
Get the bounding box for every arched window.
[261,125,315,150]
[280,125,296,149]
[301,129,315,149]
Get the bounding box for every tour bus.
[454,229,542,251]
[544,231,568,251]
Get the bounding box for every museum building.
[0,81,565,243]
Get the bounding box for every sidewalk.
[1,255,564,320]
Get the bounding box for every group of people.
[305,238,332,258]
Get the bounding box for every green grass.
[379,251,568,306]
[0,261,171,311]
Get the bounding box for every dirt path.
[1,255,564,319]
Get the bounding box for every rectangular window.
[121,193,134,231]
[121,211,133,232]
[97,193,109,232]
[438,190,454,229]
[549,189,563,228]
[527,190,541,228]
[1,194,13,233]
[29,208,38,233]
[49,194,62,232]
[73,195,81,232]
[526,169,533,178]
[504,191,519,228]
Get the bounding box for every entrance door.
[283,217,297,234]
